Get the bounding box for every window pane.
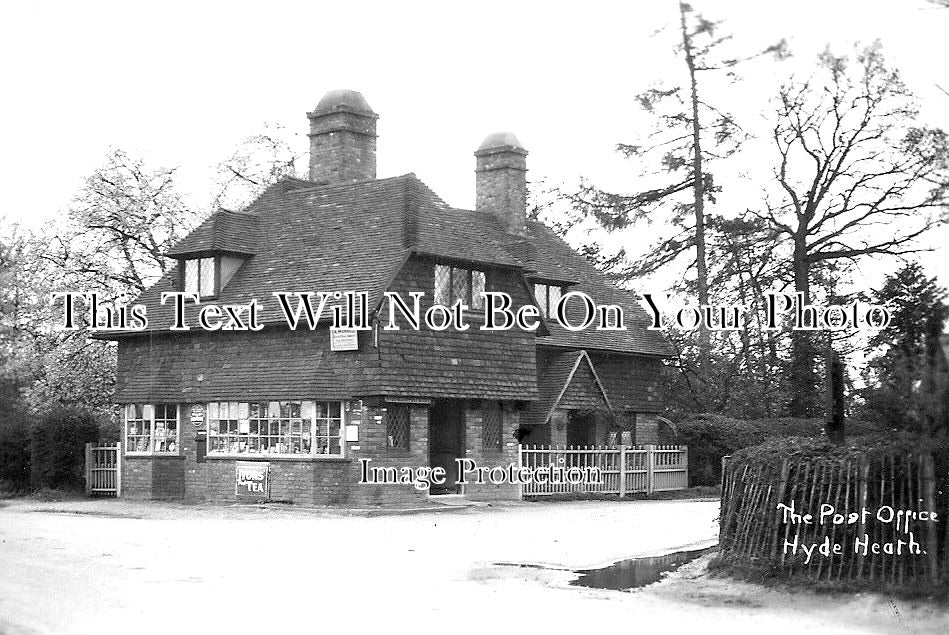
[472,271,485,309]
[386,404,409,449]
[548,286,562,318]
[200,258,215,296]
[185,260,198,294]
[482,402,502,452]
[534,284,547,317]
[451,267,469,305]
[434,264,451,305]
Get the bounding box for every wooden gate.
[84,442,122,497]
[518,444,688,497]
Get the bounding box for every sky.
[1,0,947,293]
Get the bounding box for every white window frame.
[124,404,181,456]
[205,400,347,459]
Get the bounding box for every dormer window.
[184,257,217,297]
[534,283,564,319]
[434,264,486,309]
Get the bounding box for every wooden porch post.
[115,441,123,498]
[646,444,655,495]
[84,443,92,495]
[682,445,689,488]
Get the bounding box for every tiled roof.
[115,173,670,357]
[518,221,670,355]
[166,210,260,256]
[523,350,612,426]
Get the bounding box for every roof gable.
[532,350,613,425]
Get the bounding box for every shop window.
[482,401,503,452]
[434,264,486,309]
[386,404,410,449]
[124,404,180,454]
[183,257,216,297]
[533,283,563,319]
[206,400,343,456]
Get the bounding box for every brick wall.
[307,108,377,184]
[122,456,184,500]
[122,400,437,505]
[460,401,521,501]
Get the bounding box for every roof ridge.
[281,173,418,196]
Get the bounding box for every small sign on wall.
[330,328,359,351]
[191,404,205,429]
[235,462,270,500]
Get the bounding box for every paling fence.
[518,445,688,497]
[719,446,948,586]
[84,442,121,497]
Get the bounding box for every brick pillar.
[462,401,521,501]
[307,89,378,185]
[475,132,527,234]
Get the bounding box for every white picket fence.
[84,442,122,497]
[518,444,688,497]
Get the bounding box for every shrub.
[29,406,101,490]
[664,414,887,486]
[0,413,31,493]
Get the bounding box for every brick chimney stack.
[307,89,378,185]
[475,132,528,234]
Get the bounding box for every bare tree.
[211,124,304,212]
[756,43,949,415]
[40,149,201,301]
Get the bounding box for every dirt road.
[0,498,944,634]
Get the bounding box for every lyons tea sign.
[235,462,270,500]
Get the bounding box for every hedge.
[29,407,101,490]
[662,414,887,486]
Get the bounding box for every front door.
[429,400,465,495]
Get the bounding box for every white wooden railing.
[518,444,688,497]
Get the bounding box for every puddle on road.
[570,546,716,591]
